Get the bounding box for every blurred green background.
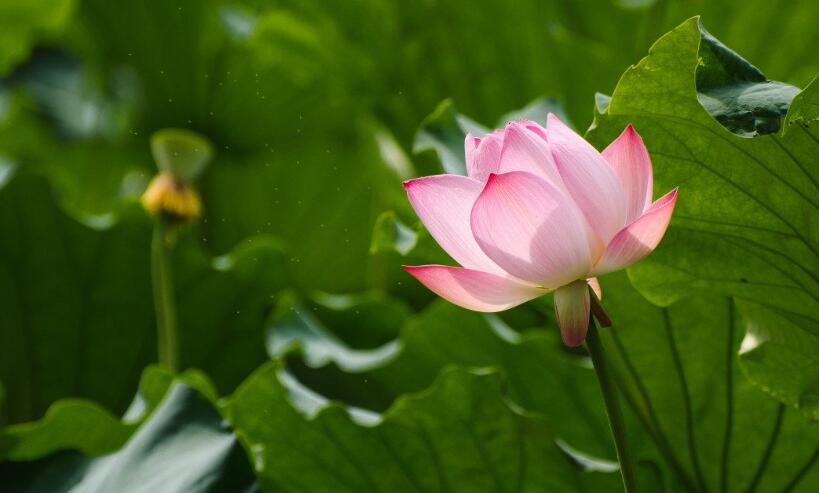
[1,0,818,491]
[1,0,816,282]
[3,0,818,291]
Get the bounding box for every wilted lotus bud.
[141,128,213,223]
[141,172,202,223]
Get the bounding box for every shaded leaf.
[1,381,257,493]
[304,290,412,349]
[267,293,402,373]
[269,295,620,463]
[0,173,154,424]
[174,234,287,393]
[0,173,285,424]
[199,129,403,292]
[696,21,800,136]
[228,362,618,492]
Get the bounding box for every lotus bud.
[141,172,202,223]
[141,128,212,223]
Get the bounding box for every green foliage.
[413,99,488,175]
[1,1,819,491]
[275,254,819,490]
[0,0,74,75]
[370,211,419,257]
[172,234,287,393]
[695,21,800,136]
[228,363,618,492]
[1,379,257,492]
[0,172,284,425]
[412,97,569,176]
[600,274,819,492]
[587,17,819,418]
[0,365,186,461]
[0,173,154,424]
[150,128,213,181]
[0,400,132,461]
[273,296,620,461]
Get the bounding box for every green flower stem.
[151,221,179,372]
[586,316,638,493]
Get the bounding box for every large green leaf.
[198,129,404,292]
[0,365,197,461]
[0,173,283,424]
[272,267,819,491]
[1,379,257,493]
[172,234,287,393]
[0,400,131,462]
[266,289,629,465]
[599,273,819,493]
[227,362,618,492]
[0,173,154,424]
[586,17,819,417]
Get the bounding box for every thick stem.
[586,319,638,493]
[151,222,179,372]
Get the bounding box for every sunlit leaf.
[599,273,819,492]
[587,17,819,417]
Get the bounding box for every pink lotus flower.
[403,114,677,346]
